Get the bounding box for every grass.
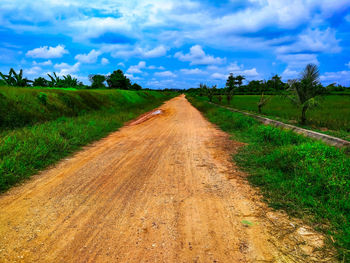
[207,94,350,141]
[0,86,176,192]
[188,95,350,262]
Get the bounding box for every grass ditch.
[187,95,350,262]
[0,87,176,192]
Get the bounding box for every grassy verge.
[0,88,176,192]
[204,94,350,141]
[188,95,350,262]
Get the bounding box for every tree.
[106,70,131,90]
[235,75,245,91]
[226,73,236,92]
[207,85,217,102]
[257,81,271,113]
[0,68,32,87]
[131,83,142,90]
[287,64,324,124]
[226,89,234,104]
[33,77,49,87]
[89,74,106,89]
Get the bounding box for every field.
[0,86,175,191]
[188,95,350,261]
[208,94,350,141]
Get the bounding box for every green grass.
[0,86,176,192]
[188,95,350,262]
[208,94,350,141]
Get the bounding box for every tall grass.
[0,87,175,191]
[188,95,350,261]
[208,94,350,140]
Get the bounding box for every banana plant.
[0,68,32,87]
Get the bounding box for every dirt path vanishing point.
[0,95,335,263]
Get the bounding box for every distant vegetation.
[0,68,144,90]
[187,95,350,262]
[188,64,350,140]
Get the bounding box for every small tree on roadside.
[226,89,233,104]
[89,74,106,89]
[257,80,271,114]
[226,73,236,92]
[207,84,217,102]
[287,64,324,124]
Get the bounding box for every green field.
[208,94,350,141]
[0,86,176,192]
[188,95,350,261]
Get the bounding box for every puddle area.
[152,110,162,115]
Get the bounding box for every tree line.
[189,64,348,124]
[0,69,142,90]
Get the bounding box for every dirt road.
[0,95,334,262]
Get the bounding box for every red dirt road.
[0,95,334,262]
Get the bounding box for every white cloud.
[211,73,227,79]
[281,68,300,80]
[54,62,80,76]
[117,62,125,67]
[26,45,68,59]
[276,28,341,54]
[277,53,319,70]
[180,68,205,75]
[75,49,101,63]
[108,45,167,59]
[154,71,176,78]
[33,60,52,66]
[101,57,109,65]
[148,65,165,70]
[175,45,225,65]
[321,70,350,85]
[127,61,147,74]
[24,66,42,76]
[143,45,167,58]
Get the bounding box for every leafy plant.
[0,68,32,87]
[37,92,48,105]
[106,70,131,90]
[287,64,324,124]
[33,77,49,87]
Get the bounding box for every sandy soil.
[0,95,335,262]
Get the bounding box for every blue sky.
[1,0,350,89]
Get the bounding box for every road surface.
[0,95,334,262]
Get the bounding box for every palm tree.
[0,68,32,87]
[288,64,324,124]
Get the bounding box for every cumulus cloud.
[54,62,80,75]
[127,61,147,74]
[101,57,109,65]
[26,45,68,59]
[321,70,350,85]
[108,45,167,59]
[75,49,101,63]
[154,71,176,78]
[180,68,205,75]
[175,45,225,65]
[33,60,52,66]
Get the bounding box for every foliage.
[33,77,49,87]
[37,92,48,105]
[287,64,325,124]
[257,91,271,114]
[106,69,131,89]
[131,83,142,90]
[0,68,32,87]
[188,95,350,261]
[89,74,106,89]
